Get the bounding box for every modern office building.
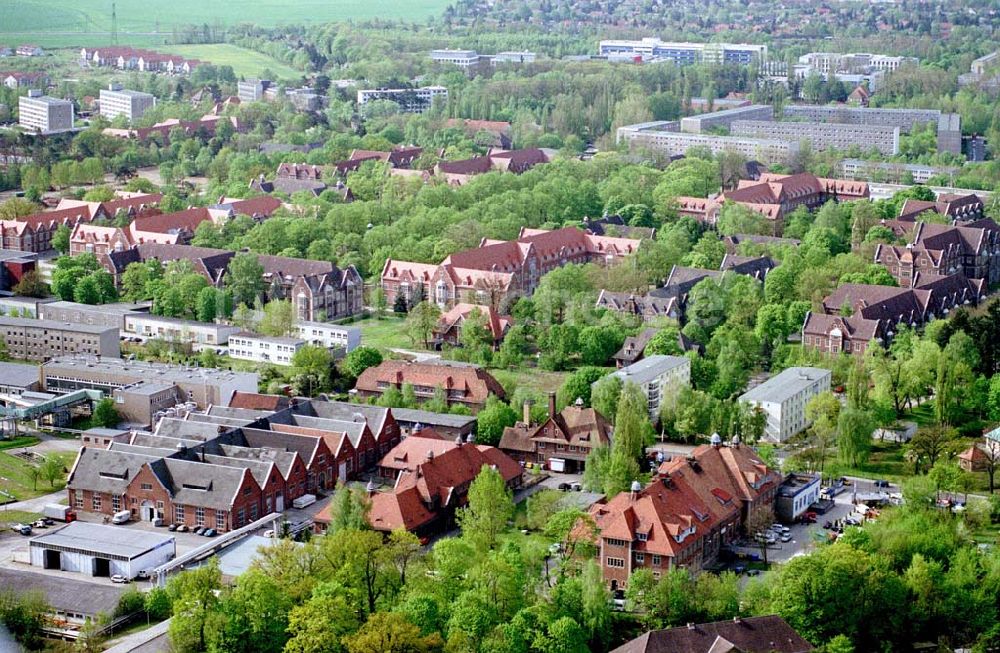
[679,104,773,134]
[237,79,272,103]
[603,355,691,420]
[18,90,73,134]
[123,314,241,350]
[430,49,484,68]
[598,38,767,65]
[357,86,448,113]
[738,367,831,442]
[839,159,960,184]
[228,333,305,366]
[99,85,155,122]
[731,120,900,156]
[0,317,119,362]
[797,52,917,74]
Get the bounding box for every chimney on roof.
[548,392,556,420]
[522,399,533,425]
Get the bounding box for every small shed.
[30,522,175,579]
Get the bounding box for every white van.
[112,510,132,525]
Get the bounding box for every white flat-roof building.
[30,522,175,580]
[123,314,241,350]
[229,333,305,366]
[839,158,960,185]
[598,38,767,65]
[617,121,799,165]
[18,90,73,134]
[357,86,448,114]
[430,49,483,67]
[798,52,917,74]
[738,366,831,442]
[679,104,773,134]
[601,354,691,419]
[99,85,155,122]
[296,321,361,352]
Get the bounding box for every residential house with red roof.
[381,226,640,311]
[354,360,505,413]
[1,71,49,89]
[875,218,1000,286]
[587,439,779,590]
[500,394,612,472]
[897,193,984,223]
[611,616,813,653]
[444,118,513,148]
[433,302,511,348]
[435,148,550,185]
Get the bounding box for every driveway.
[389,348,441,362]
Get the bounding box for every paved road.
[1,490,65,514]
[389,348,441,362]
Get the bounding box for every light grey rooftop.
[29,521,175,559]
[0,567,128,617]
[739,366,831,404]
[606,354,690,386]
[0,316,116,334]
[0,361,39,388]
[43,355,258,386]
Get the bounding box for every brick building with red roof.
[433,302,512,348]
[586,439,779,590]
[381,225,641,311]
[354,360,505,413]
[500,394,612,473]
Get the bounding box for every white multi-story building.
[598,38,767,65]
[731,120,900,156]
[738,367,831,442]
[430,49,484,68]
[237,79,272,103]
[228,333,305,366]
[357,86,448,113]
[18,90,73,134]
[679,104,774,134]
[295,321,361,352]
[617,121,799,165]
[123,314,241,351]
[491,51,536,65]
[99,85,155,122]
[601,354,691,420]
[798,52,917,74]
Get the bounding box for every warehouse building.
[29,522,175,579]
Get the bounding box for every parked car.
[32,520,46,529]
[136,570,150,579]
[780,533,793,543]
[193,526,205,535]
[874,479,890,489]
[570,482,582,491]
[176,524,189,533]
[747,569,761,577]
[153,518,164,527]
[263,529,275,538]
[110,575,130,584]
[557,483,571,491]
[203,528,216,537]
[10,523,30,536]
[168,524,178,531]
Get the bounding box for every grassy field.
[351,315,418,352]
[157,44,302,79]
[0,450,77,502]
[0,0,450,47]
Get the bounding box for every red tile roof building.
[358,434,521,535]
[444,118,513,148]
[435,148,550,185]
[500,395,612,473]
[587,440,780,590]
[675,173,868,232]
[897,193,984,223]
[433,302,511,348]
[381,226,641,311]
[611,616,813,653]
[354,360,505,413]
[1,193,161,254]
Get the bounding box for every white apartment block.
[617,121,798,165]
[99,86,155,122]
[738,367,831,443]
[798,52,917,74]
[601,354,691,420]
[228,333,305,366]
[731,120,900,156]
[18,90,74,134]
[839,159,959,185]
[296,321,361,352]
[357,86,448,113]
[237,79,272,103]
[123,314,241,350]
[491,51,536,65]
[430,49,484,67]
[598,38,767,65]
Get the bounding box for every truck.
[43,504,76,522]
[292,494,316,509]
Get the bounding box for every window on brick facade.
[243,486,252,497]
[250,504,258,521]
[141,483,152,490]
[237,508,245,527]
[74,494,83,510]
[606,557,625,568]
[635,553,645,564]
[92,494,102,511]
[196,507,205,526]
[112,496,121,511]
[216,510,225,530]
[157,501,164,513]
[175,505,185,521]
[652,555,661,566]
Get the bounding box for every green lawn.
[0,450,77,502]
[351,315,420,352]
[157,44,303,80]
[0,510,42,527]
[0,0,450,47]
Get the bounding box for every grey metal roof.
[289,414,366,448]
[0,361,39,389]
[0,567,127,617]
[391,407,476,429]
[68,447,157,495]
[739,367,831,404]
[607,355,690,386]
[29,522,175,560]
[303,400,389,435]
[0,316,115,335]
[44,355,258,387]
[151,457,250,510]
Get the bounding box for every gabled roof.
[356,360,506,405]
[436,302,511,341]
[499,403,613,453]
[611,616,813,653]
[228,392,290,412]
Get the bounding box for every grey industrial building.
[29,522,175,579]
[679,104,773,134]
[731,120,900,156]
[0,316,120,361]
[18,90,74,134]
[99,85,156,122]
[616,121,799,165]
[781,105,961,155]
